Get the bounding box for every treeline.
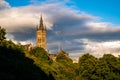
[77,53,120,80]
[0,26,120,80]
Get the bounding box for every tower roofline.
[37,15,46,30]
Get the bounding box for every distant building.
[59,48,69,56]
[24,43,33,51]
[49,48,69,61]
[73,59,78,63]
[36,16,46,50]
[49,54,57,61]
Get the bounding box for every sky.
[0,0,120,59]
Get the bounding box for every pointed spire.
[39,15,44,29]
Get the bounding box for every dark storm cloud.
[63,30,120,42]
[53,14,92,27]
[10,27,36,41]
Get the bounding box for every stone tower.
[36,16,46,50]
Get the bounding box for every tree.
[55,50,76,80]
[0,26,6,41]
[78,53,98,80]
[56,50,72,63]
[78,53,120,80]
[96,54,120,80]
[30,47,53,64]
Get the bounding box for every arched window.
[38,38,41,43]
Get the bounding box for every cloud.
[68,39,120,59]
[0,0,10,10]
[0,1,97,41]
[82,39,120,57]
[0,0,120,59]
[0,6,53,32]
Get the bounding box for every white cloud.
[86,22,110,28]
[69,39,120,59]
[0,5,54,32]
[0,0,10,10]
[18,39,35,45]
[84,21,120,34]
[82,39,120,57]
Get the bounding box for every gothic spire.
[39,15,44,29]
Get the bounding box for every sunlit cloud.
[83,39,120,57]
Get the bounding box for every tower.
[36,16,46,50]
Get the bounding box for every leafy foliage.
[55,50,76,80]
[78,53,120,80]
[78,53,98,80]
[0,26,6,41]
[30,47,53,64]
[56,50,72,64]
[97,54,120,79]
